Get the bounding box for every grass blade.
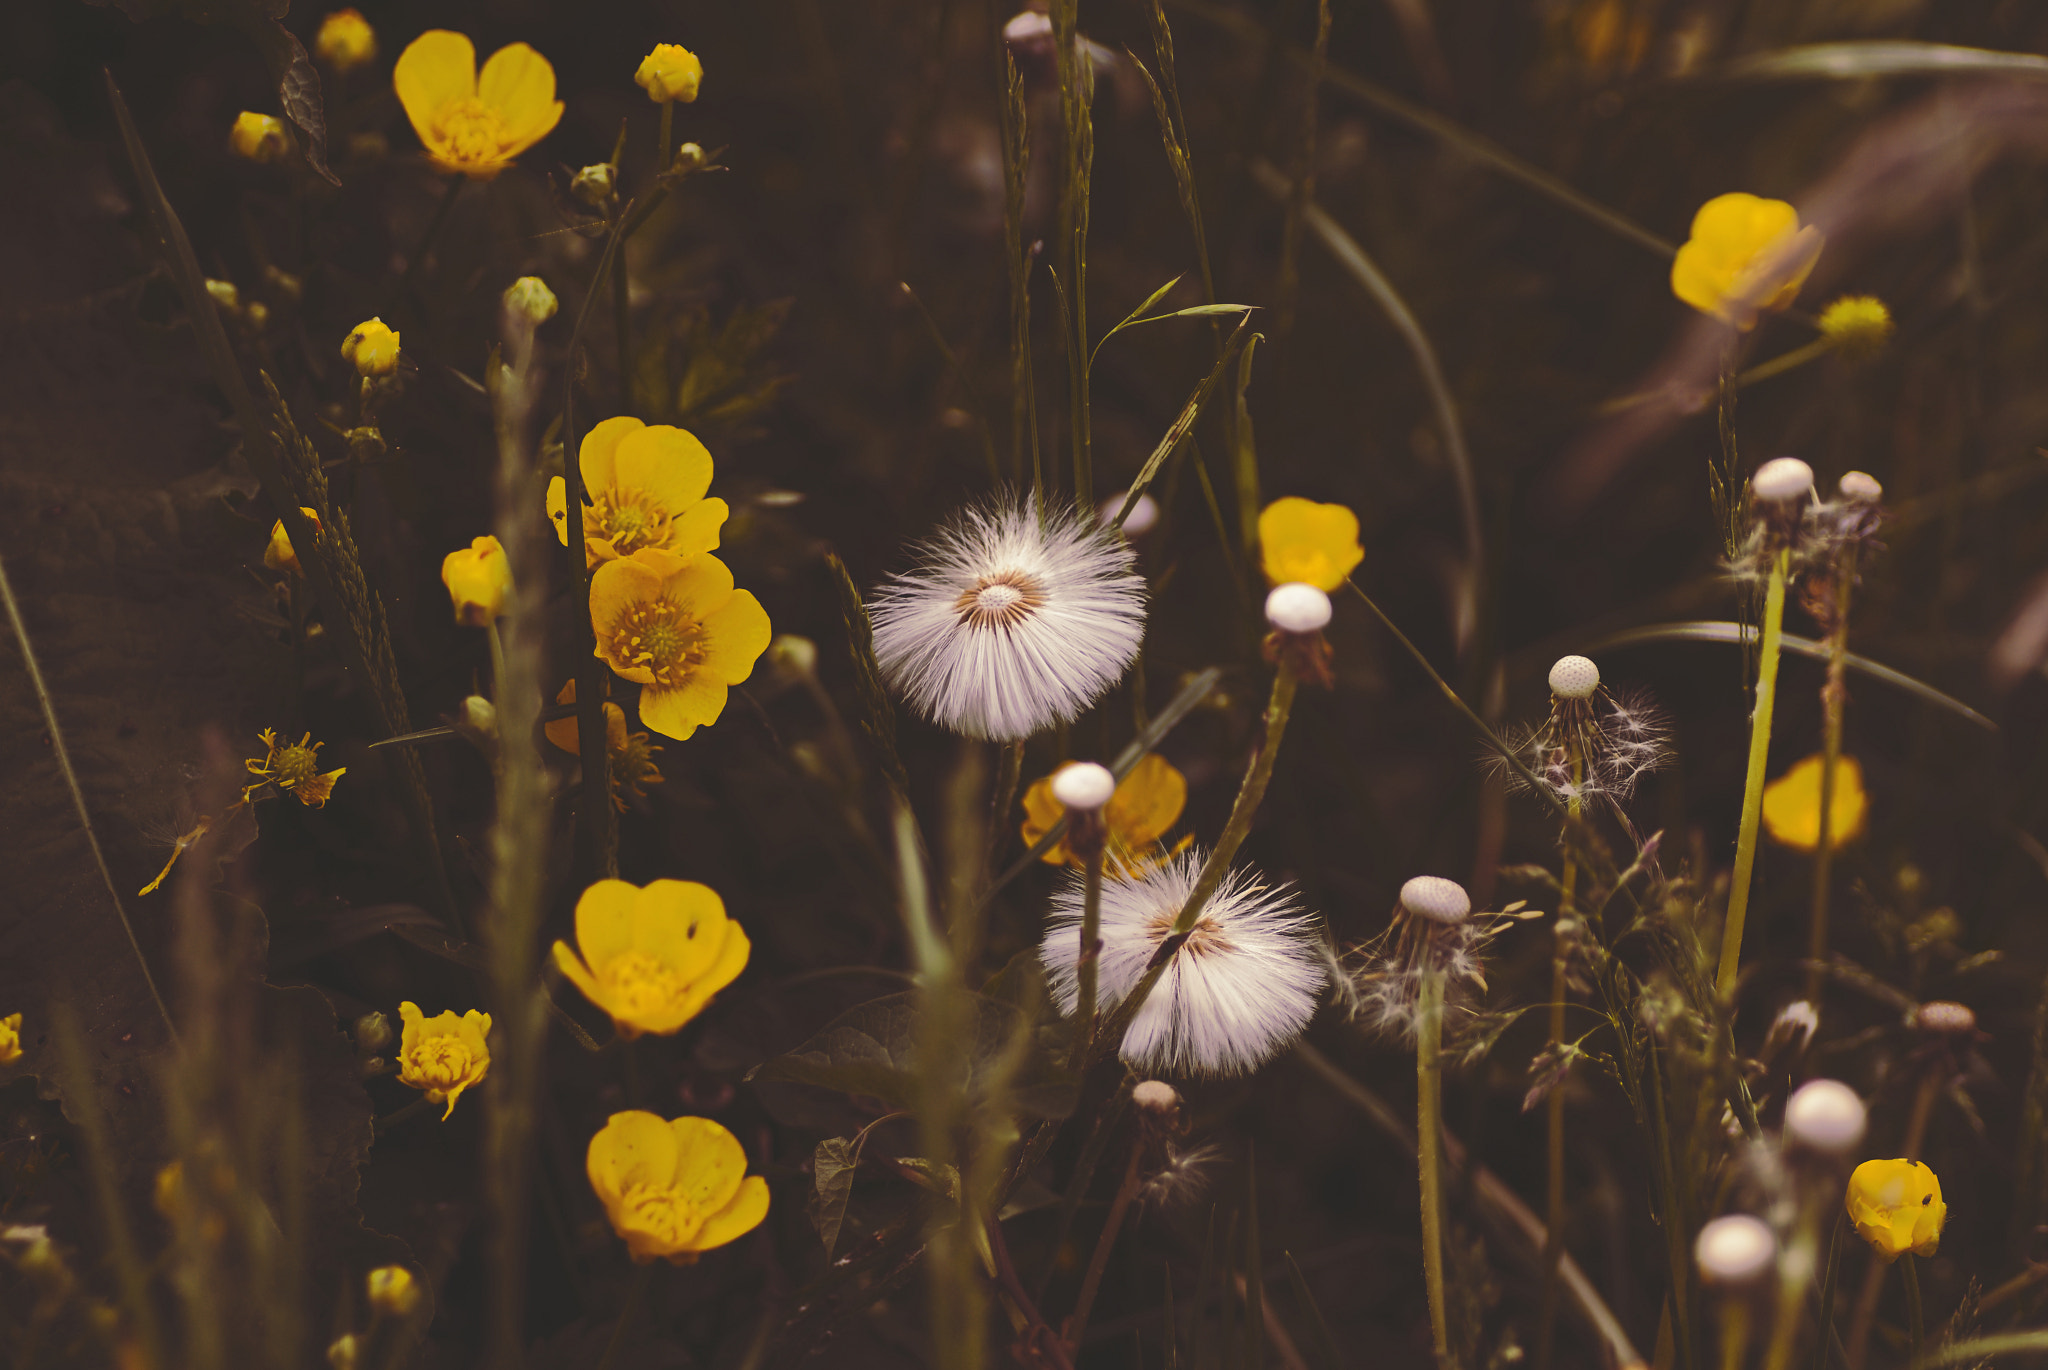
[1719,41,2048,81]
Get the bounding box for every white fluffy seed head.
[1041,849,1325,1076]
[1838,470,1883,503]
[1915,1000,1976,1036]
[1051,761,1116,811]
[1696,1215,1776,1285]
[1783,1079,1866,1155]
[1753,457,1816,503]
[1548,654,1600,699]
[1265,583,1332,634]
[869,499,1147,742]
[1399,875,1471,925]
[1103,491,1161,536]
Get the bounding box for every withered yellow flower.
[635,44,704,104]
[1259,497,1364,592]
[341,317,400,378]
[441,535,513,626]
[1761,753,1866,853]
[546,417,729,568]
[229,112,291,163]
[1847,1158,1944,1260]
[587,1110,768,1264]
[589,549,770,742]
[552,879,750,1039]
[1021,753,1189,876]
[365,1265,420,1317]
[393,30,563,181]
[264,506,323,576]
[315,9,378,75]
[244,729,346,808]
[396,1002,492,1120]
[543,681,665,811]
[1670,193,1823,330]
[0,1013,21,1066]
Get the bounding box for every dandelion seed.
[1493,655,1670,813]
[870,498,1146,741]
[1695,1214,1777,1285]
[1040,849,1324,1076]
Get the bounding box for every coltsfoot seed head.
[1695,1214,1776,1285]
[1783,1078,1866,1154]
[1399,875,1470,925]
[1838,470,1883,503]
[1265,583,1332,634]
[1547,654,1600,699]
[1051,761,1117,812]
[1132,1080,1182,1115]
[1915,1000,1976,1036]
[1752,457,1815,503]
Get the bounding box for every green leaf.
[1719,41,2048,82]
[1111,313,1256,529]
[810,1136,860,1258]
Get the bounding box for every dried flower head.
[1349,878,1527,1045]
[1040,850,1325,1076]
[870,499,1146,741]
[1494,659,1670,814]
[244,729,346,807]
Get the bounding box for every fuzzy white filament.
[1695,1215,1776,1285]
[1265,583,1332,634]
[870,500,1147,741]
[1752,457,1815,503]
[1547,654,1600,699]
[1051,761,1116,811]
[1041,849,1325,1076]
[1783,1079,1866,1155]
[1399,875,1471,925]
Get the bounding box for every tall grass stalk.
[1716,547,1791,1001]
[1051,0,1094,513]
[1806,547,1857,1000]
[1417,964,1454,1368]
[998,50,1041,502]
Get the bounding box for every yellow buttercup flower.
[244,729,346,808]
[1671,193,1824,329]
[1847,1158,1944,1260]
[264,506,322,576]
[553,879,750,1039]
[1259,497,1364,591]
[315,9,378,75]
[341,318,401,377]
[0,1013,21,1066]
[1818,295,1894,362]
[393,30,563,181]
[396,1002,492,1120]
[635,44,704,104]
[1761,753,1866,853]
[365,1265,420,1317]
[543,681,665,811]
[229,112,291,163]
[1021,754,1189,876]
[546,417,729,569]
[587,1111,769,1264]
[589,549,771,742]
[442,535,513,626]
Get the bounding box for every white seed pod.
[1783,1079,1866,1155]
[1752,457,1815,504]
[1399,875,1471,925]
[1547,655,1600,700]
[1695,1214,1776,1286]
[1265,583,1332,634]
[1051,761,1116,811]
[1838,471,1883,503]
[1915,1000,1976,1036]
[1103,491,1161,536]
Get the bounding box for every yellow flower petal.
[546,477,569,547]
[613,425,714,512]
[580,416,646,493]
[1670,193,1823,329]
[1761,753,1866,853]
[667,497,729,561]
[393,31,478,148]
[691,1175,770,1253]
[658,920,751,1032]
[660,552,738,621]
[668,1115,749,1214]
[1105,754,1187,847]
[477,42,563,142]
[587,1110,682,1208]
[698,589,772,684]
[552,939,605,1012]
[635,881,729,986]
[573,879,644,974]
[544,679,580,754]
[1258,497,1364,591]
[639,675,726,742]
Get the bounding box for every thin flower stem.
[594,1262,654,1370]
[1536,775,1582,1370]
[613,237,633,412]
[985,738,1025,879]
[1076,844,1105,1053]
[1806,548,1857,1001]
[1065,1145,1141,1352]
[1648,1042,1696,1370]
[1902,1255,1925,1362]
[1717,546,1791,1002]
[399,176,464,301]
[656,101,674,177]
[373,1096,433,1135]
[1734,336,1833,390]
[1418,964,1455,1369]
[486,620,508,705]
[1718,1303,1750,1370]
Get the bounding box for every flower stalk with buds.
[1052,761,1115,1052]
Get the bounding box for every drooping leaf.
[810,1136,859,1258]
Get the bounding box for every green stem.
[399,175,464,301]
[1648,1042,1696,1370]
[1902,1254,1924,1363]
[1418,964,1454,1368]
[595,1262,654,1370]
[1717,547,1790,1002]
[656,101,674,176]
[1536,776,1580,1370]
[1076,842,1105,1053]
[1812,1215,1843,1370]
[612,234,633,412]
[1734,336,1833,390]
[1806,548,1856,1001]
[1719,1303,1750,1370]
[486,620,508,704]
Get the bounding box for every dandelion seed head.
[1051,761,1117,811]
[1547,654,1600,699]
[1753,456,1815,504]
[1400,875,1470,925]
[1783,1079,1866,1155]
[1265,582,1332,634]
[1040,850,1325,1076]
[870,498,1146,741]
[1838,470,1883,504]
[1696,1215,1776,1285]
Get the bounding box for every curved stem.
[1902,1254,1925,1362]
[1418,964,1453,1368]
[1717,547,1790,1002]
[399,176,464,301]
[656,101,674,176]
[1536,772,1581,1370]
[1064,1145,1141,1352]
[612,239,633,412]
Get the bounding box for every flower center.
[432,98,509,164]
[600,950,688,1018]
[273,744,321,788]
[954,570,1046,631]
[404,1038,475,1091]
[593,490,671,557]
[1146,912,1234,959]
[606,600,707,686]
[617,1181,700,1248]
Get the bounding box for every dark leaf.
[810,1136,859,1258]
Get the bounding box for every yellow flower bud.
[1818,295,1894,363]
[365,1264,420,1316]
[1846,1158,1945,1261]
[504,276,559,326]
[264,507,323,576]
[327,1334,359,1370]
[229,112,292,164]
[205,278,241,313]
[315,9,378,75]
[341,318,401,377]
[635,44,704,104]
[0,1012,21,1066]
[441,536,513,626]
[396,1002,492,1120]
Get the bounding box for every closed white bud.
[1265,583,1332,634]
[1695,1214,1776,1285]
[770,634,818,677]
[1051,761,1116,811]
[1132,1080,1182,1115]
[1915,1000,1976,1036]
[1400,875,1470,925]
[1838,471,1882,503]
[1752,457,1815,503]
[1783,1079,1865,1154]
[1547,654,1600,699]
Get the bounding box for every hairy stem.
[1076,843,1105,1053]
[1418,964,1454,1368]
[1536,761,1582,1370]
[1903,1254,1925,1363]
[1717,546,1790,1002]
[1806,547,1856,1000]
